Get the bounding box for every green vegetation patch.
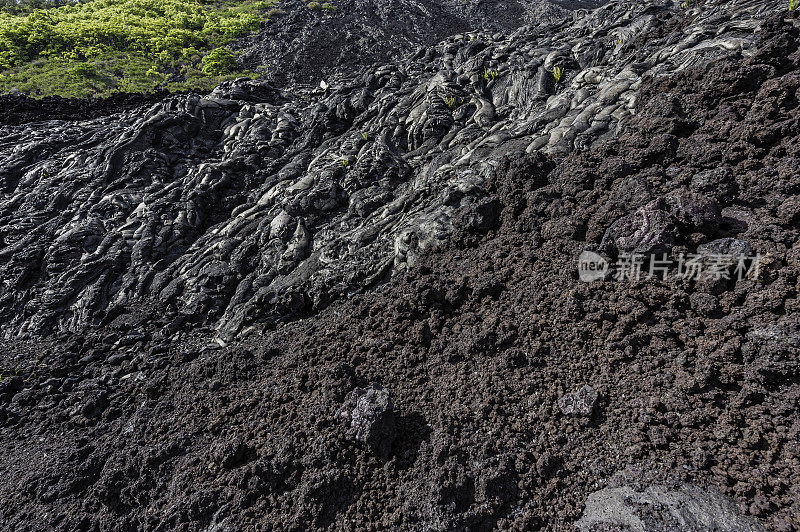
[0,0,281,98]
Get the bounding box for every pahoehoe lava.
[0,0,799,530]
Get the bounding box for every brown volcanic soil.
[1,14,800,532]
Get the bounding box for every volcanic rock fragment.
[697,237,752,258]
[600,193,721,257]
[742,324,800,385]
[600,199,677,257]
[0,376,23,404]
[81,390,108,419]
[690,168,736,201]
[338,385,396,457]
[576,483,765,531]
[664,191,721,233]
[558,385,598,417]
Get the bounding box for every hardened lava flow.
[0,0,799,530]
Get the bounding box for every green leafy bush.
[201,46,237,75]
[69,62,97,78]
[0,0,284,97]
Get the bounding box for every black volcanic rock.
[558,385,598,416]
[232,0,573,88]
[0,2,799,531]
[577,483,765,531]
[0,0,783,341]
[338,385,396,457]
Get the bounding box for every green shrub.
[201,47,237,75]
[0,0,275,97]
[68,61,97,78]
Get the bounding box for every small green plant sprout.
[481,67,499,82]
[791,0,799,10]
[680,0,690,8]
[361,132,368,140]
[553,66,565,83]
[443,95,457,109]
[342,159,349,168]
